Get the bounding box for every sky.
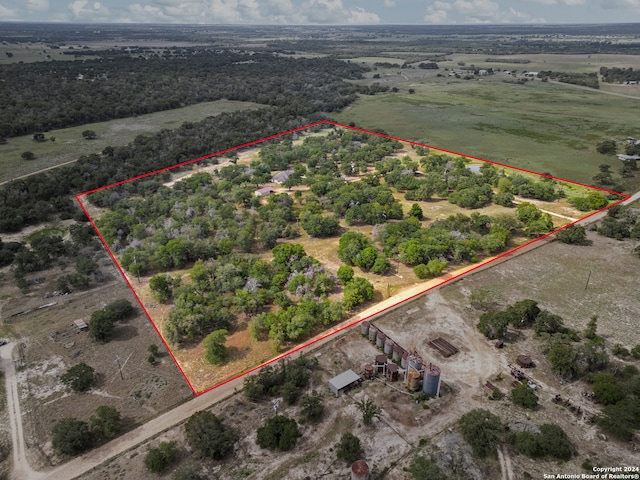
[1,0,639,25]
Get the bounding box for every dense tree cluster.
[597,205,640,241]
[599,66,640,84]
[538,71,599,89]
[184,411,238,460]
[243,357,317,403]
[60,363,95,392]
[88,299,135,342]
[51,405,122,456]
[458,409,503,458]
[256,415,301,451]
[0,51,366,138]
[511,424,574,461]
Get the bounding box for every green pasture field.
[335,74,640,190]
[0,43,99,64]
[0,100,265,184]
[441,53,640,74]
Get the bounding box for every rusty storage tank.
[423,363,441,396]
[401,352,408,368]
[384,338,394,355]
[361,321,370,336]
[376,331,386,348]
[407,369,421,391]
[392,345,403,362]
[386,363,399,382]
[351,460,370,480]
[374,354,387,374]
[517,355,533,368]
[364,364,374,380]
[368,326,378,342]
[407,354,423,373]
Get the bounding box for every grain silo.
[351,460,370,480]
[407,369,421,391]
[422,363,441,396]
[392,345,403,362]
[383,338,394,355]
[368,325,378,342]
[374,354,387,374]
[401,352,408,369]
[386,363,399,382]
[376,331,386,348]
[361,321,370,336]
[364,364,374,380]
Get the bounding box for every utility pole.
[584,270,592,291]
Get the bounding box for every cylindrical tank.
[401,352,408,369]
[386,363,399,382]
[361,321,370,336]
[376,331,386,348]
[374,354,387,374]
[423,363,441,396]
[407,354,423,373]
[407,369,421,391]
[384,338,394,355]
[351,460,370,480]
[364,364,374,380]
[392,345,402,362]
[368,326,378,342]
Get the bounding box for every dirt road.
[1,343,44,480]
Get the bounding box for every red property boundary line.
[75,120,630,397]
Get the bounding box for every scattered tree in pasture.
[61,363,95,392]
[185,411,238,460]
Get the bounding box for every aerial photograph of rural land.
[1,2,640,480]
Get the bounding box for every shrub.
[336,432,363,464]
[61,363,95,392]
[256,415,301,451]
[144,441,179,473]
[52,418,93,456]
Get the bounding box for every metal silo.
[376,331,386,348]
[383,338,394,355]
[361,321,370,336]
[392,345,402,362]
[368,326,378,342]
[422,363,441,396]
[401,352,408,369]
[407,369,421,391]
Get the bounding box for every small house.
[271,170,294,184]
[254,187,274,197]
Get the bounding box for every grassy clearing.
[348,56,406,65]
[0,100,265,184]
[335,75,640,188]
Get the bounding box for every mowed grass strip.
[0,99,265,184]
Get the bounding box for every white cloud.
[0,3,19,18]
[383,0,396,7]
[299,0,379,24]
[26,0,50,12]
[68,0,110,20]
[424,0,452,23]
[600,0,640,7]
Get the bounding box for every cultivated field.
[0,100,265,184]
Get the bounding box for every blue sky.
[1,0,639,25]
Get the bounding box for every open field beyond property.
[0,100,265,184]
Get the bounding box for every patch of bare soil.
[0,266,192,471]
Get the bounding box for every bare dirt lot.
[0,257,192,472]
[80,229,640,480]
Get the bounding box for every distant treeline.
[538,71,599,89]
[599,67,640,84]
[0,50,366,138]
